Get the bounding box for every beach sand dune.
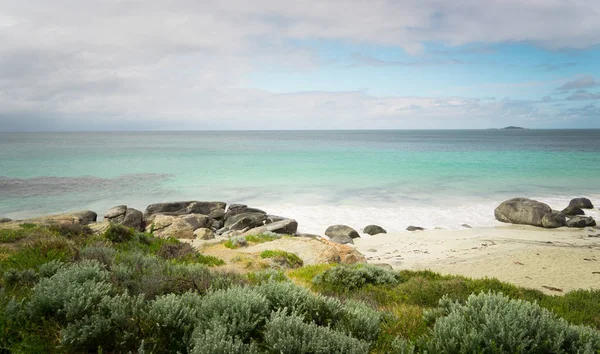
[354,225,600,294]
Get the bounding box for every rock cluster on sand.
[325,225,360,244]
[495,197,596,229]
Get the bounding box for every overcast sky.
[1,0,599,131]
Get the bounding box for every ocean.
[1,130,599,234]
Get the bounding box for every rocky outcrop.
[566,216,596,228]
[363,225,387,235]
[541,211,566,228]
[561,206,585,216]
[406,226,425,231]
[104,205,143,231]
[69,210,98,225]
[0,217,11,223]
[325,225,360,241]
[568,198,594,209]
[146,214,212,239]
[224,212,267,231]
[329,234,354,245]
[16,210,98,227]
[239,219,298,237]
[317,239,365,264]
[224,204,266,221]
[494,198,554,227]
[193,228,215,240]
[144,201,226,220]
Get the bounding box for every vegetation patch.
[260,250,303,268]
[224,233,282,249]
[313,263,403,290]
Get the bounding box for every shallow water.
[1,130,599,233]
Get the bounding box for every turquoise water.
[1,130,599,232]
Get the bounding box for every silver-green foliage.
[61,292,146,352]
[334,299,381,342]
[264,311,370,354]
[190,321,260,354]
[28,260,112,322]
[81,244,116,267]
[423,292,600,353]
[313,264,402,289]
[38,259,65,278]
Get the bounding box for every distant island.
[502,126,526,130]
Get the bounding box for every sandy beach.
[353,224,600,294]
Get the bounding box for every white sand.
[353,225,600,294]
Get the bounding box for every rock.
[461,224,472,228]
[406,226,425,231]
[318,239,365,264]
[146,214,211,239]
[0,217,11,223]
[363,225,387,235]
[295,233,321,239]
[144,201,226,219]
[568,198,594,209]
[224,212,267,231]
[239,219,298,237]
[561,205,585,216]
[104,205,127,219]
[89,220,111,234]
[541,211,566,228]
[69,210,97,225]
[121,208,143,231]
[325,225,360,240]
[208,209,225,220]
[494,198,553,227]
[329,234,354,245]
[193,228,215,240]
[224,206,266,221]
[265,215,286,224]
[566,216,596,228]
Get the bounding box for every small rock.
[329,234,354,245]
[0,217,12,223]
[363,225,387,235]
[240,219,298,237]
[325,225,360,239]
[193,228,215,240]
[568,197,594,209]
[406,226,425,231]
[566,216,596,228]
[461,223,472,228]
[561,205,585,216]
[366,248,378,252]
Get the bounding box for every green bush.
[104,223,135,243]
[0,235,76,273]
[0,228,30,243]
[245,233,281,243]
[313,264,403,290]
[260,250,304,268]
[224,235,248,249]
[2,268,39,287]
[264,311,370,354]
[61,292,146,352]
[190,322,260,354]
[81,244,116,267]
[38,259,66,278]
[420,292,600,353]
[198,286,270,341]
[28,260,112,322]
[48,223,93,239]
[248,269,289,285]
[334,299,381,342]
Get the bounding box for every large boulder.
[568,198,594,209]
[144,201,226,219]
[240,219,298,237]
[561,205,585,216]
[0,217,11,223]
[566,216,596,228]
[541,211,566,228]
[363,225,387,235]
[494,198,553,227]
[224,212,267,231]
[325,225,359,241]
[146,214,212,239]
[104,205,143,231]
[224,205,266,221]
[69,210,98,225]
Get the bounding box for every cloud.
[566,90,600,101]
[557,76,599,90]
[0,0,600,130]
[350,53,464,67]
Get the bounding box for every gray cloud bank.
[1,0,600,130]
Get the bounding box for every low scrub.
[313,263,403,290]
[260,249,303,268]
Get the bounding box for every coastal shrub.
[260,249,303,268]
[61,292,146,352]
[189,322,260,354]
[38,259,66,278]
[224,235,248,249]
[263,311,370,354]
[104,223,135,243]
[248,269,289,285]
[2,268,39,287]
[245,233,281,243]
[144,291,203,352]
[48,223,93,239]
[28,260,112,322]
[81,244,116,267]
[420,292,600,353]
[198,286,270,341]
[334,299,381,342]
[0,228,31,243]
[0,235,76,273]
[157,241,196,260]
[313,263,403,290]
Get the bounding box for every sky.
[0,0,599,131]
